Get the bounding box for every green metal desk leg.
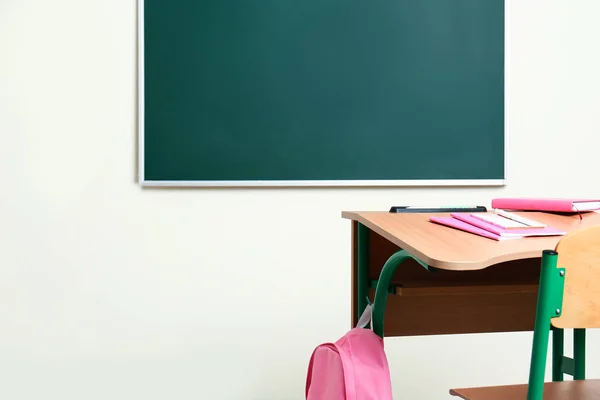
[372,250,428,338]
[527,250,559,400]
[357,223,370,323]
[552,327,564,381]
[574,328,586,380]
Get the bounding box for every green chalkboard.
[140,0,504,186]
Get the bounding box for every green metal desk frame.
[356,223,586,400]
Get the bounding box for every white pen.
[494,209,546,228]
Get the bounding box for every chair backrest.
[552,225,600,329]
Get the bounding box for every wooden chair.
[450,225,600,400]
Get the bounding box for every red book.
[491,198,600,213]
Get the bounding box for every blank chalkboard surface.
[139,0,505,186]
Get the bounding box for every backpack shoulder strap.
[356,303,373,330]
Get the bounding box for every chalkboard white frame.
[137,0,509,187]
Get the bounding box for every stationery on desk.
[390,197,600,241]
[429,210,566,241]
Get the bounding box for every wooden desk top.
[342,211,600,271]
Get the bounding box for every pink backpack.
[305,304,393,400]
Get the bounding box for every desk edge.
[342,211,544,270]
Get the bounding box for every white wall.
[1,1,599,399]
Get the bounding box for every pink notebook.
[450,213,566,238]
[429,216,517,241]
[492,198,600,213]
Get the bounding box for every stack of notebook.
[429,212,566,241]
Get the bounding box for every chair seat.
[450,379,600,400]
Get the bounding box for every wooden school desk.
[342,211,600,337]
